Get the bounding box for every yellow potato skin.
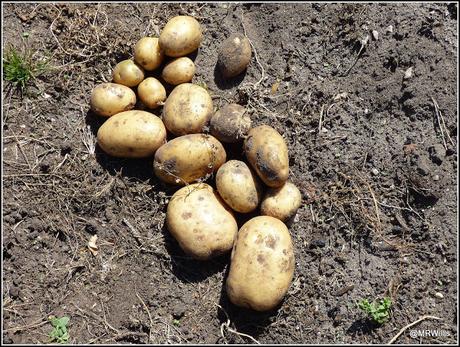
[90,83,136,117]
[138,77,166,109]
[154,134,226,185]
[159,16,202,57]
[226,216,295,311]
[134,37,164,71]
[112,59,145,87]
[162,83,213,136]
[162,57,196,85]
[244,125,289,188]
[166,183,238,260]
[216,160,263,213]
[97,110,166,158]
[261,181,302,221]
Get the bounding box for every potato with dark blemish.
[97,110,166,158]
[90,83,136,117]
[217,33,252,78]
[226,216,295,311]
[138,77,166,109]
[261,181,302,221]
[210,104,251,143]
[166,183,238,260]
[244,125,289,188]
[134,37,164,71]
[159,16,202,57]
[112,59,145,87]
[162,83,213,135]
[154,134,226,185]
[162,57,196,85]
[216,160,263,213]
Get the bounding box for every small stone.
[372,30,379,40]
[434,292,444,299]
[404,67,414,80]
[433,174,440,181]
[371,168,379,176]
[386,25,394,33]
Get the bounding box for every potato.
[134,37,164,71]
[154,134,226,185]
[162,83,213,136]
[217,33,252,78]
[159,16,202,57]
[90,83,136,117]
[138,77,167,109]
[210,104,251,143]
[162,57,196,85]
[244,125,289,188]
[97,110,166,158]
[216,160,263,213]
[226,216,295,311]
[166,183,238,260]
[112,59,145,87]
[261,182,302,221]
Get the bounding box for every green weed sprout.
[49,316,70,344]
[358,297,391,324]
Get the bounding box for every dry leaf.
[88,235,98,256]
[271,79,281,94]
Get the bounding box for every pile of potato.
[89,16,302,312]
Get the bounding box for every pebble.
[404,67,414,80]
[433,174,440,181]
[434,292,444,299]
[386,25,394,33]
[372,30,379,40]
[371,168,379,176]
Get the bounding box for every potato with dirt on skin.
[154,134,226,185]
[261,181,302,222]
[162,57,196,85]
[90,83,136,117]
[166,183,238,260]
[159,16,202,57]
[216,160,263,213]
[137,77,166,109]
[162,83,213,136]
[226,216,295,311]
[210,103,252,143]
[217,33,252,78]
[134,37,164,71]
[244,125,289,188]
[97,110,166,158]
[112,59,145,87]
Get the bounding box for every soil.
[2,2,458,344]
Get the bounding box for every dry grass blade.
[388,315,441,344]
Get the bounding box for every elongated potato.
[138,77,166,109]
[210,104,251,143]
[134,37,164,71]
[226,216,295,311]
[162,57,196,85]
[154,134,226,185]
[261,182,302,221]
[159,16,202,57]
[97,110,166,158]
[216,160,263,213]
[90,83,136,117]
[166,183,238,260]
[112,59,145,87]
[217,33,252,78]
[244,125,289,188]
[162,83,213,136]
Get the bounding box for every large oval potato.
[162,57,196,85]
[159,16,202,57]
[210,103,251,143]
[162,83,213,136]
[154,134,226,185]
[112,59,145,87]
[138,77,166,109]
[134,37,164,71]
[261,182,302,221]
[226,216,295,311]
[166,183,238,260]
[244,125,289,188]
[90,83,136,117]
[216,160,263,213]
[97,110,166,158]
[217,33,252,78]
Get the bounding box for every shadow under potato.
[213,63,247,90]
[346,318,381,336]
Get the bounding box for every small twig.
[3,319,49,333]
[318,104,325,134]
[388,315,441,344]
[431,97,453,149]
[343,35,369,76]
[216,304,260,344]
[136,292,155,343]
[241,9,265,89]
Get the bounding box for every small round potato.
[112,59,145,87]
[159,16,202,57]
[154,134,226,185]
[261,182,302,221]
[134,37,164,71]
[97,110,166,158]
[244,125,289,188]
[90,83,136,117]
[210,104,251,143]
[162,83,213,135]
[226,216,295,311]
[216,160,263,213]
[217,33,252,78]
[166,183,238,260]
[162,57,196,85]
[138,77,167,109]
